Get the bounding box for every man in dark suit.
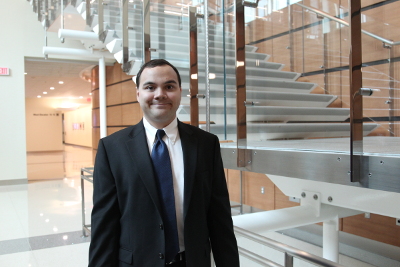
[88,59,239,267]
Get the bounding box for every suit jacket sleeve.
[88,138,121,266]
[207,136,240,266]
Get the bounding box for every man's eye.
[145,86,154,90]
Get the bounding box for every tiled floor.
[1,145,398,266]
[0,145,93,267]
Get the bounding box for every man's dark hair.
[136,59,181,87]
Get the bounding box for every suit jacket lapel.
[178,121,198,219]
[125,120,162,214]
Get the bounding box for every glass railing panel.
[124,0,142,63]
[98,0,120,39]
[358,9,400,157]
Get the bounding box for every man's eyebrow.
[142,80,177,86]
[164,80,178,85]
[142,81,155,86]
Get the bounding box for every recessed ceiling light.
[43,92,47,94]
[37,95,41,98]
[79,96,83,99]
[59,81,64,84]
[24,72,27,75]
[50,87,55,90]
[89,93,92,96]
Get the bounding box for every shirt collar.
[143,117,179,145]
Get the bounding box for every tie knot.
[156,129,166,140]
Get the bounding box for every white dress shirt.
[143,117,185,252]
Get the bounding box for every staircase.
[60,0,379,142]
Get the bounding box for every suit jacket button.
[159,224,164,230]
[159,253,164,259]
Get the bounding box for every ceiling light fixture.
[89,93,92,96]
[50,87,55,90]
[43,92,48,94]
[37,95,41,98]
[59,81,64,84]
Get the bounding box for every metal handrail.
[295,3,400,46]
[234,226,345,267]
[238,246,283,267]
[81,167,94,237]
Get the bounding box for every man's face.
[137,65,182,128]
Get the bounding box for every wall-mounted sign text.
[33,113,60,116]
[0,67,10,76]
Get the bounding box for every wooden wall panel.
[107,106,122,126]
[92,108,99,127]
[107,127,126,136]
[92,128,99,150]
[91,66,99,90]
[271,35,291,68]
[226,169,241,203]
[92,62,140,163]
[343,214,400,247]
[92,89,99,109]
[122,103,142,125]
[122,80,137,103]
[274,184,299,210]
[243,171,275,211]
[106,84,122,106]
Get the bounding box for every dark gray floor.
[0,231,90,255]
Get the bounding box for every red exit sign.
[0,67,10,76]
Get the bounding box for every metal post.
[323,218,339,262]
[98,0,106,42]
[239,170,243,214]
[142,0,151,63]
[349,0,363,183]
[204,0,211,132]
[86,0,92,26]
[81,169,87,237]
[189,7,199,127]
[284,252,294,267]
[235,0,247,167]
[122,0,131,72]
[99,56,107,138]
[61,0,65,43]
[288,0,294,72]
[388,47,395,136]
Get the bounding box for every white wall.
[25,98,63,152]
[0,0,102,183]
[63,106,93,147]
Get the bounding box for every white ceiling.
[24,59,95,99]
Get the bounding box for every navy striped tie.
[151,129,180,263]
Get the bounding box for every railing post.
[235,0,247,167]
[204,0,211,132]
[142,0,151,63]
[349,0,363,183]
[189,7,199,127]
[98,0,107,42]
[323,219,339,262]
[86,0,92,26]
[122,0,131,72]
[284,252,293,267]
[81,169,87,237]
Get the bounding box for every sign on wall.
[0,67,10,76]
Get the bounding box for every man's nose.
[154,88,167,99]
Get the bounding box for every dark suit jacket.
[88,120,239,267]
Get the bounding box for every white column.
[323,218,339,262]
[99,56,107,138]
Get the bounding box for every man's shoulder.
[101,122,143,143]
[178,121,218,140]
